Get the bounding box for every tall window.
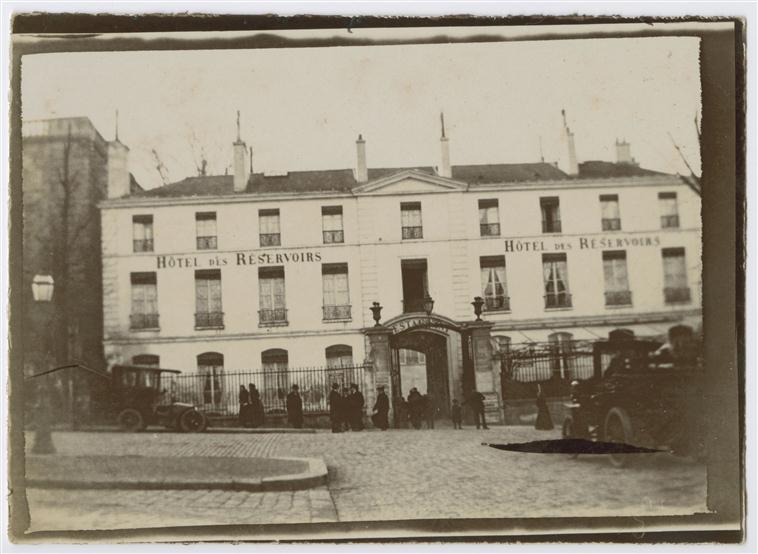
[197,352,224,408]
[600,194,621,231]
[322,263,350,320]
[259,209,281,247]
[548,332,574,380]
[540,197,561,233]
[322,206,344,244]
[603,250,632,306]
[132,354,160,368]
[195,212,217,250]
[659,192,680,228]
[542,253,571,308]
[662,248,690,303]
[194,269,223,328]
[480,256,509,311]
[259,266,287,325]
[262,349,289,410]
[478,199,500,237]
[401,202,423,239]
[132,215,154,252]
[130,272,158,330]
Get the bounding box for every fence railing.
[167,364,368,416]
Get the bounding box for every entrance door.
[391,330,450,419]
[401,259,428,313]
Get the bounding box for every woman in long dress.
[535,384,554,430]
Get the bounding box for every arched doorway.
[390,329,452,420]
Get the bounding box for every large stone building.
[99,116,702,424]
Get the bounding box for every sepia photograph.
[6,12,746,544]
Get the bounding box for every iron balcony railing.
[544,292,572,309]
[484,295,510,311]
[196,236,217,250]
[195,311,224,328]
[401,226,423,240]
[605,290,633,306]
[323,305,351,320]
[479,223,501,237]
[661,214,680,229]
[541,220,562,233]
[259,308,288,325]
[130,313,159,330]
[664,287,691,304]
[260,233,281,247]
[601,218,622,231]
[322,230,344,244]
[133,239,154,252]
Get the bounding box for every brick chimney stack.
[615,138,637,165]
[355,134,368,183]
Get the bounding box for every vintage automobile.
[111,364,208,432]
[561,328,703,466]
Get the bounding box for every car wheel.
[118,408,146,432]
[179,409,207,433]
[604,407,636,467]
[562,416,580,459]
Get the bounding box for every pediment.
[353,169,468,195]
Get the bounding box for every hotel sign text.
[156,249,323,270]
[504,234,662,253]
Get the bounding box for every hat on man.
[377,385,385,391]
[331,383,340,390]
[292,384,299,390]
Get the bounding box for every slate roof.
[136,161,673,199]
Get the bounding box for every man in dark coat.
[348,383,365,431]
[423,393,435,429]
[328,383,343,433]
[286,384,304,429]
[407,388,424,429]
[466,388,489,429]
[371,386,390,430]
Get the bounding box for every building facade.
[99,124,702,422]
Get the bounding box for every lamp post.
[31,274,56,454]
[422,295,434,316]
[471,296,485,321]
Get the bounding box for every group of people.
[237,384,265,428]
[328,383,368,432]
[392,387,489,430]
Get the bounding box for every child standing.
[451,399,463,429]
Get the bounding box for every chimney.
[561,109,579,176]
[233,110,249,192]
[615,138,637,165]
[355,134,368,183]
[107,139,130,199]
[439,112,451,178]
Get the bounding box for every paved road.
[25,427,707,532]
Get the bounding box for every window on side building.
[194,269,223,328]
[542,253,571,309]
[197,352,224,409]
[322,206,344,244]
[132,215,154,252]
[600,194,621,231]
[130,272,159,330]
[259,209,281,247]
[602,250,632,306]
[662,247,690,304]
[548,332,575,380]
[322,263,351,320]
[195,212,217,250]
[659,192,680,229]
[259,266,287,325]
[400,202,423,239]
[478,199,500,237]
[261,348,289,411]
[480,256,509,311]
[132,354,160,368]
[540,197,561,233]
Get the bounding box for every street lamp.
[471,296,485,321]
[31,274,56,454]
[370,302,383,326]
[422,295,435,316]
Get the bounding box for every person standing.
[535,384,554,430]
[423,393,435,429]
[238,385,250,427]
[407,388,424,429]
[328,382,343,433]
[371,385,390,431]
[286,384,304,429]
[451,399,463,429]
[249,383,264,428]
[348,383,365,431]
[466,388,488,430]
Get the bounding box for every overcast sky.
[21,33,701,190]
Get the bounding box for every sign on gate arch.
[382,313,463,336]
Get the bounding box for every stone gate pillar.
[364,326,394,423]
[469,321,495,392]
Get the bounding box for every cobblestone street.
[25,427,708,532]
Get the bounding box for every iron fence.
[167,364,368,416]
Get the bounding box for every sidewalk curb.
[26,456,328,492]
